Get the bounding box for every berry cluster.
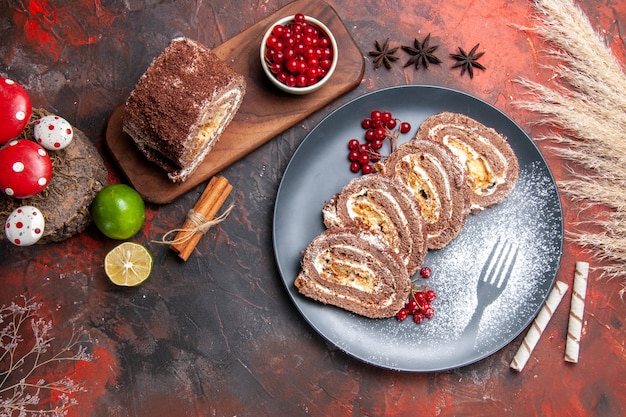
[396,266,437,324]
[264,13,334,88]
[347,109,411,174]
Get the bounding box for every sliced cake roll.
[377,140,470,250]
[123,37,246,183]
[322,174,427,275]
[416,112,519,212]
[294,227,411,319]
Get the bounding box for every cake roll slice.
[295,227,411,319]
[378,140,470,250]
[416,112,519,212]
[123,37,246,183]
[322,174,427,275]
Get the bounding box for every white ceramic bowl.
[260,15,338,95]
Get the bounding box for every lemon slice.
[104,242,153,286]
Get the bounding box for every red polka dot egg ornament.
[0,78,32,145]
[4,205,45,246]
[0,140,53,198]
[260,12,338,95]
[34,115,74,150]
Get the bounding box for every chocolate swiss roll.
[377,140,470,250]
[123,37,246,183]
[322,174,427,275]
[416,112,519,212]
[294,227,411,319]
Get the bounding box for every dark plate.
[273,85,563,372]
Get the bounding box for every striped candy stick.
[510,280,569,372]
[564,262,590,363]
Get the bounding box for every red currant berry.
[361,118,372,129]
[297,60,308,74]
[292,41,303,55]
[270,62,282,74]
[357,152,370,166]
[274,40,285,51]
[406,299,419,314]
[266,35,279,49]
[277,72,288,83]
[420,266,432,278]
[320,58,332,70]
[425,289,437,302]
[423,306,435,319]
[286,58,299,74]
[373,127,386,140]
[272,25,285,36]
[283,47,296,60]
[348,150,360,162]
[294,13,306,23]
[273,50,285,63]
[369,152,381,163]
[371,139,384,150]
[413,312,425,324]
[285,75,297,87]
[386,118,397,129]
[419,301,432,314]
[348,139,360,150]
[296,74,308,87]
[306,67,318,79]
[396,308,409,321]
[364,129,375,142]
[358,143,370,153]
[400,122,411,134]
[361,164,372,175]
[350,161,361,173]
[381,111,392,124]
[370,110,382,121]
[414,292,426,304]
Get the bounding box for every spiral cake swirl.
[378,140,470,250]
[416,112,519,212]
[322,174,427,275]
[294,227,411,319]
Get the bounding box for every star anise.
[369,38,399,70]
[450,43,486,78]
[401,34,442,70]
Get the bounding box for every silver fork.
[460,238,519,344]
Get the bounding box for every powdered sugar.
[274,86,564,371]
[321,160,562,369]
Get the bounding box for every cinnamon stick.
[170,176,233,261]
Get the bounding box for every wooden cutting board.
[105,0,365,204]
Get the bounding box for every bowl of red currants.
[260,13,338,95]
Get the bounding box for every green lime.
[105,242,153,286]
[91,184,145,240]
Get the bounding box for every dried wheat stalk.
[515,0,626,290]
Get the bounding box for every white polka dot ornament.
[0,140,53,198]
[5,205,45,246]
[34,114,74,150]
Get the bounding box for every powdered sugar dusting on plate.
[274,86,564,371]
[325,160,562,367]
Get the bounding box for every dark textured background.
[1,1,625,416]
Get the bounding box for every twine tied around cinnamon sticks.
[155,176,233,261]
